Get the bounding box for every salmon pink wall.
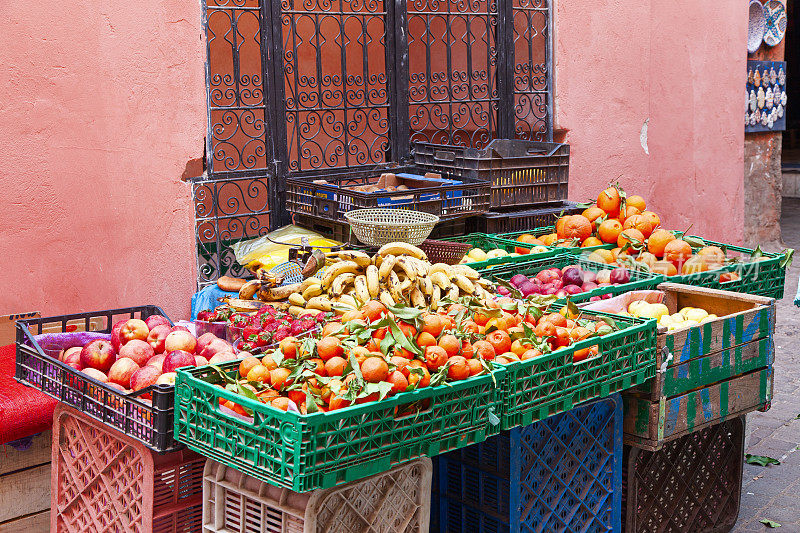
[556,1,747,244]
[0,0,205,320]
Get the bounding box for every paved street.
[734,198,800,532]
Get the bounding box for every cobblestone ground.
[733,198,800,532]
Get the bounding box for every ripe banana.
[302,284,323,300]
[388,271,403,303]
[354,275,370,303]
[409,287,426,307]
[394,256,418,282]
[288,305,305,316]
[419,276,433,296]
[453,274,475,294]
[379,290,396,307]
[320,261,361,292]
[377,242,427,261]
[288,293,306,306]
[337,294,358,309]
[238,279,262,300]
[378,254,396,280]
[430,271,451,290]
[452,264,480,281]
[366,265,380,298]
[330,272,356,296]
[258,283,303,302]
[476,278,494,289]
[431,286,441,310]
[398,278,413,294]
[408,257,430,277]
[448,285,461,300]
[306,296,333,312]
[429,263,451,277]
[331,250,372,268]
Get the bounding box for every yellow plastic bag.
[231,225,340,271]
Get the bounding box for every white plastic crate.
[203,458,432,533]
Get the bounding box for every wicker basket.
[419,239,472,265]
[344,209,439,246]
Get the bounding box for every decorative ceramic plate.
[763,0,787,47]
[748,0,767,53]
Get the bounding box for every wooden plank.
[0,509,49,533]
[623,367,771,450]
[0,313,40,346]
[0,464,51,523]
[0,431,52,476]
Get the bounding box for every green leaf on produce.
[566,298,580,318]
[234,382,257,416]
[751,245,764,260]
[363,381,394,401]
[491,276,523,299]
[207,364,236,384]
[270,350,284,368]
[500,300,519,312]
[299,337,316,360]
[429,362,453,388]
[598,316,619,330]
[683,236,706,249]
[388,304,424,321]
[574,201,595,209]
[405,366,427,392]
[380,329,396,354]
[388,320,423,357]
[745,454,780,467]
[780,248,794,269]
[304,389,321,413]
[760,519,781,528]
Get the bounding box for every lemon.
[467,248,487,261]
[486,249,508,259]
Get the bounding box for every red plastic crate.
[51,404,204,533]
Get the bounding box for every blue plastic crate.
[432,394,623,533]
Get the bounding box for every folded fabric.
[191,284,237,320]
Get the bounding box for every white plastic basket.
[202,458,432,533]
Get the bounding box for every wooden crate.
[616,283,775,450]
[0,431,51,532]
[633,283,775,400]
[623,367,771,450]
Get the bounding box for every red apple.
[118,339,154,366]
[147,324,172,353]
[63,348,83,370]
[196,332,217,353]
[155,372,177,386]
[165,331,197,354]
[108,358,140,389]
[119,319,149,346]
[130,365,161,392]
[80,340,116,372]
[61,346,82,364]
[82,368,108,383]
[171,325,191,333]
[147,354,166,373]
[162,350,197,374]
[106,382,126,392]
[110,319,127,352]
[195,355,209,366]
[200,338,232,360]
[208,352,237,365]
[145,315,171,330]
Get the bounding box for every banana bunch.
[280,242,495,316]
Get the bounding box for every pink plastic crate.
[52,404,204,532]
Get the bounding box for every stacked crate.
[413,139,577,235]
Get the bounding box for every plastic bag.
[231,225,340,271]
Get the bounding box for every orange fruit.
[306,358,325,375]
[269,367,292,390]
[587,249,615,264]
[361,300,387,322]
[416,331,437,349]
[558,215,593,242]
[545,312,567,327]
[360,356,389,383]
[421,314,445,337]
[321,322,343,337]
[698,246,726,267]
[438,334,462,358]
[316,336,344,362]
[328,395,352,411]
[246,365,270,383]
[617,205,640,224]
[472,340,496,361]
[261,354,278,371]
[238,356,261,378]
[635,251,658,268]
[391,356,411,376]
[406,360,431,388]
[617,228,645,249]
[597,219,623,244]
[597,187,621,217]
[623,214,654,238]
[540,233,558,246]
[555,216,569,237]
[447,356,471,381]
[486,330,512,355]
[681,255,709,274]
[609,247,622,261]
[386,370,409,394]
[271,397,291,411]
[510,339,533,357]
[651,260,678,276]
[324,356,347,377]
[663,239,693,265]
[626,195,646,212]
[515,233,544,254]
[581,206,606,230]
[720,272,740,283]
[647,229,676,258]
[279,337,298,359]
[424,346,449,371]
[640,210,661,229]
[581,236,603,248]
[521,349,542,360]
[467,358,483,375]
[340,309,364,322]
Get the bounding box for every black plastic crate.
[293,213,467,244]
[413,139,570,209]
[286,165,490,224]
[622,416,745,533]
[15,306,181,453]
[467,201,582,234]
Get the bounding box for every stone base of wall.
[743,133,784,250]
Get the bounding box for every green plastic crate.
[666,237,790,299]
[485,254,665,303]
[173,363,505,492]
[496,226,615,254]
[440,233,567,272]
[498,310,657,429]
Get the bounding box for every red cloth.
[0,344,57,444]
